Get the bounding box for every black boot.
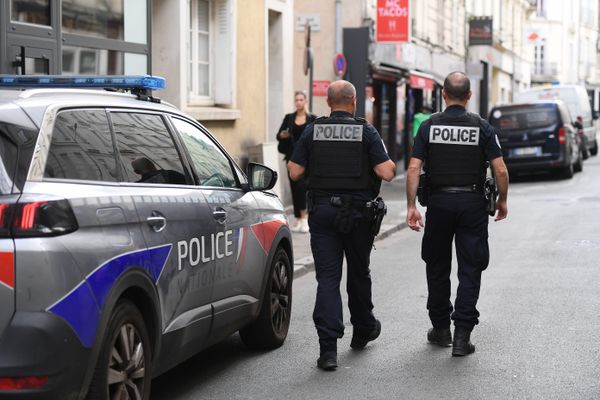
[350,319,381,350]
[452,327,475,356]
[317,340,338,371]
[427,327,452,347]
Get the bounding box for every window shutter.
[214,0,235,105]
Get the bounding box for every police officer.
[406,71,509,356]
[288,80,396,370]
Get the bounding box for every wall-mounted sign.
[409,72,434,90]
[313,80,330,97]
[468,16,493,46]
[376,0,410,43]
[296,14,320,32]
[333,53,347,77]
[524,28,545,45]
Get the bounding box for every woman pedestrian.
[277,91,316,233]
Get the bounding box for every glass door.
[9,44,54,75]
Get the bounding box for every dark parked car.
[489,101,583,178]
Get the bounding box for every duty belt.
[432,184,482,193]
[311,195,367,210]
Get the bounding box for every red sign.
[409,73,434,90]
[312,80,330,97]
[376,0,410,43]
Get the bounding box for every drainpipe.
[335,0,342,55]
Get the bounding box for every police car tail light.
[558,127,567,144]
[11,198,78,238]
[0,376,48,390]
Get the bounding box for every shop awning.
[409,71,435,90]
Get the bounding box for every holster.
[332,195,354,234]
[366,197,387,236]
[484,177,498,216]
[417,173,429,207]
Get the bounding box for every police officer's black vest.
[426,110,486,186]
[308,115,379,192]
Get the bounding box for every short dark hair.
[443,71,470,100]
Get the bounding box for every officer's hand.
[407,207,424,232]
[495,200,508,221]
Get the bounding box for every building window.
[62,46,147,75]
[186,0,235,107]
[537,0,546,18]
[534,41,545,75]
[188,0,212,102]
[3,1,149,75]
[62,0,124,41]
[62,0,147,44]
[11,0,51,26]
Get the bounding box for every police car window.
[171,117,237,188]
[111,113,188,185]
[44,109,118,182]
[0,122,38,194]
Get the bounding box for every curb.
[292,220,408,280]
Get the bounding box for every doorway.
[8,43,55,75]
[372,78,398,162]
[268,9,283,142]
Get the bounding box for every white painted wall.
[266,0,294,200]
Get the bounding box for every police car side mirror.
[247,162,278,191]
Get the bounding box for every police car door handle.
[213,208,227,223]
[146,216,167,232]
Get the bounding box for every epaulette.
[429,112,442,123]
[354,116,367,124]
[315,116,328,121]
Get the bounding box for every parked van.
[514,85,598,157]
[489,101,582,179]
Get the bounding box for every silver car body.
[0,88,292,399]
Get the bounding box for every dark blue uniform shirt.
[290,111,391,199]
[412,105,503,162]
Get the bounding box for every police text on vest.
[314,124,363,141]
[430,125,480,146]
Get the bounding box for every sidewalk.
[289,174,408,279]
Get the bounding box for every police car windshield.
[490,104,558,130]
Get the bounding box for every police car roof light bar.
[0,75,166,91]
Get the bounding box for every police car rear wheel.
[87,300,152,400]
[239,248,292,349]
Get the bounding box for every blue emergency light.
[0,75,166,91]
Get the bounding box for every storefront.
[365,67,439,167]
[365,64,404,163]
[0,0,151,75]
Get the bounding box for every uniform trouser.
[422,192,490,332]
[309,204,377,342]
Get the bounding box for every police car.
[0,76,293,399]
